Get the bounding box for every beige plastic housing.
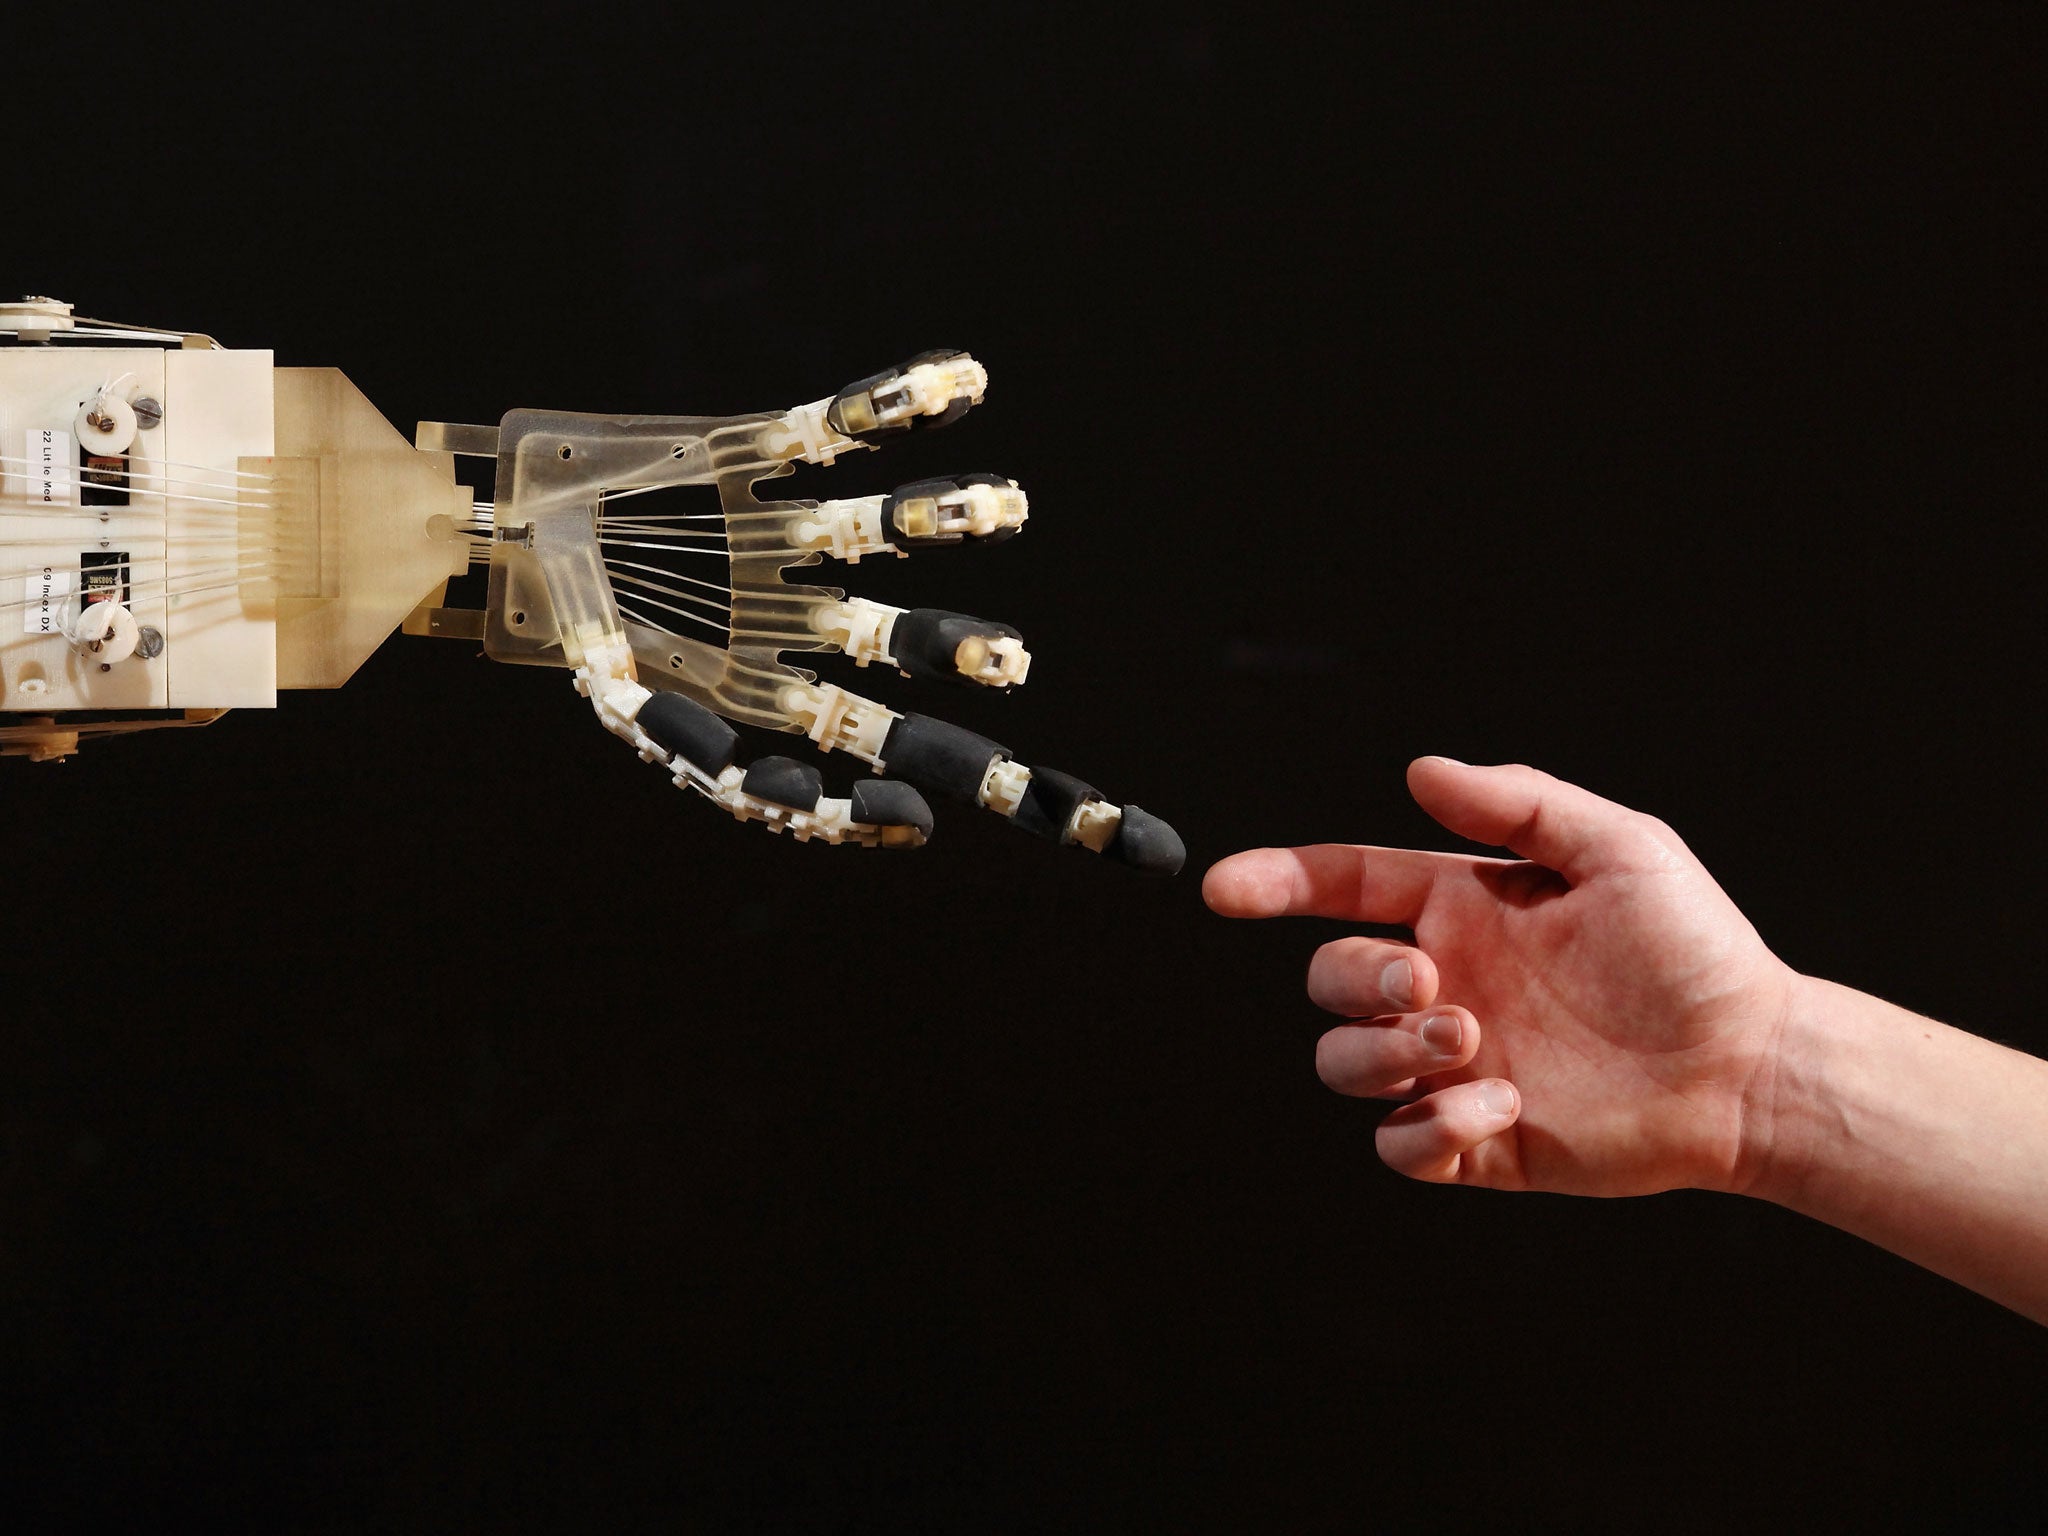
[1,342,470,758]
[269,368,470,688]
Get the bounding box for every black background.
[6,8,2046,1530]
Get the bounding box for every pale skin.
[1204,757,2048,1324]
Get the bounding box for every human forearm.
[1747,975,2048,1323]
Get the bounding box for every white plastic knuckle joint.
[792,497,893,563]
[979,757,1032,818]
[1069,799,1123,853]
[954,633,1030,688]
[776,399,865,467]
[783,681,895,766]
[811,598,901,668]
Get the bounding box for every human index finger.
[1201,844,1446,925]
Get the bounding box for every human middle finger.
[1314,1006,1478,1099]
[1307,936,1439,1017]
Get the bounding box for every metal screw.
[133,397,163,432]
[86,410,115,433]
[135,625,165,659]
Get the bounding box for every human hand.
[1204,758,1800,1196]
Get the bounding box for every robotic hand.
[422,347,1182,872]
[0,301,1181,874]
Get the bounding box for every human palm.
[1205,758,1797,1195]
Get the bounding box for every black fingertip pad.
[638,691,739,773]
[743,756,824,811]
[892,608,1023,683]
[879,714,1010,802]
[849,778,935,838]
[902,347,967,369]
[1106,805,1186,876]
[1012,767,1100,843]
[927,397,972,429]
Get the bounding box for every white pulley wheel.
[73,601,140,664]
[75,393,138,456]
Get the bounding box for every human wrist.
[1726,969,1841,1206]
[1732,971,1973,1212]
[1721,970,2048,1322]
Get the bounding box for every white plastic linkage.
[979,757,1032,817]
[787,496,897,563]
[780,680,898,766]
[1069,798,1123,852]
[931,480,1027,539]
[954,632,1031,687]
[573,638,652,748]
[880,358,989,427]
[765,398,864,467]
[810,597,902,668]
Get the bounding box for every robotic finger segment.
[786,476,1027,563]
[826,351,988,444]
[787,496,897,563]
[998,763,1187,876]
[871,715,1185,874]
[1104,806,1186,876]
[636,690,740,774]
[742,755,825,812]
[876,713,1011,805]
[1011,765,1102,843]
[577,672,902,845]
[881,475,1028,548]
[706,762,931,849]
[849,778,936,844]
[889,607,1030,687]
[810,600,1030,688]
[780,680,901,766]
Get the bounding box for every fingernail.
[1477,1080,1516,1118]
[1427,755,1466,767]
[1420,1012,1462,1055]
[1381,959,1413,1008]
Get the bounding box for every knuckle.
[1623,811,1688,866]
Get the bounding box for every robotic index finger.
[0,298,1182,874]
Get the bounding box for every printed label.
[81,550,130,608]
[23,566,73,635]
[26,428,73,506]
